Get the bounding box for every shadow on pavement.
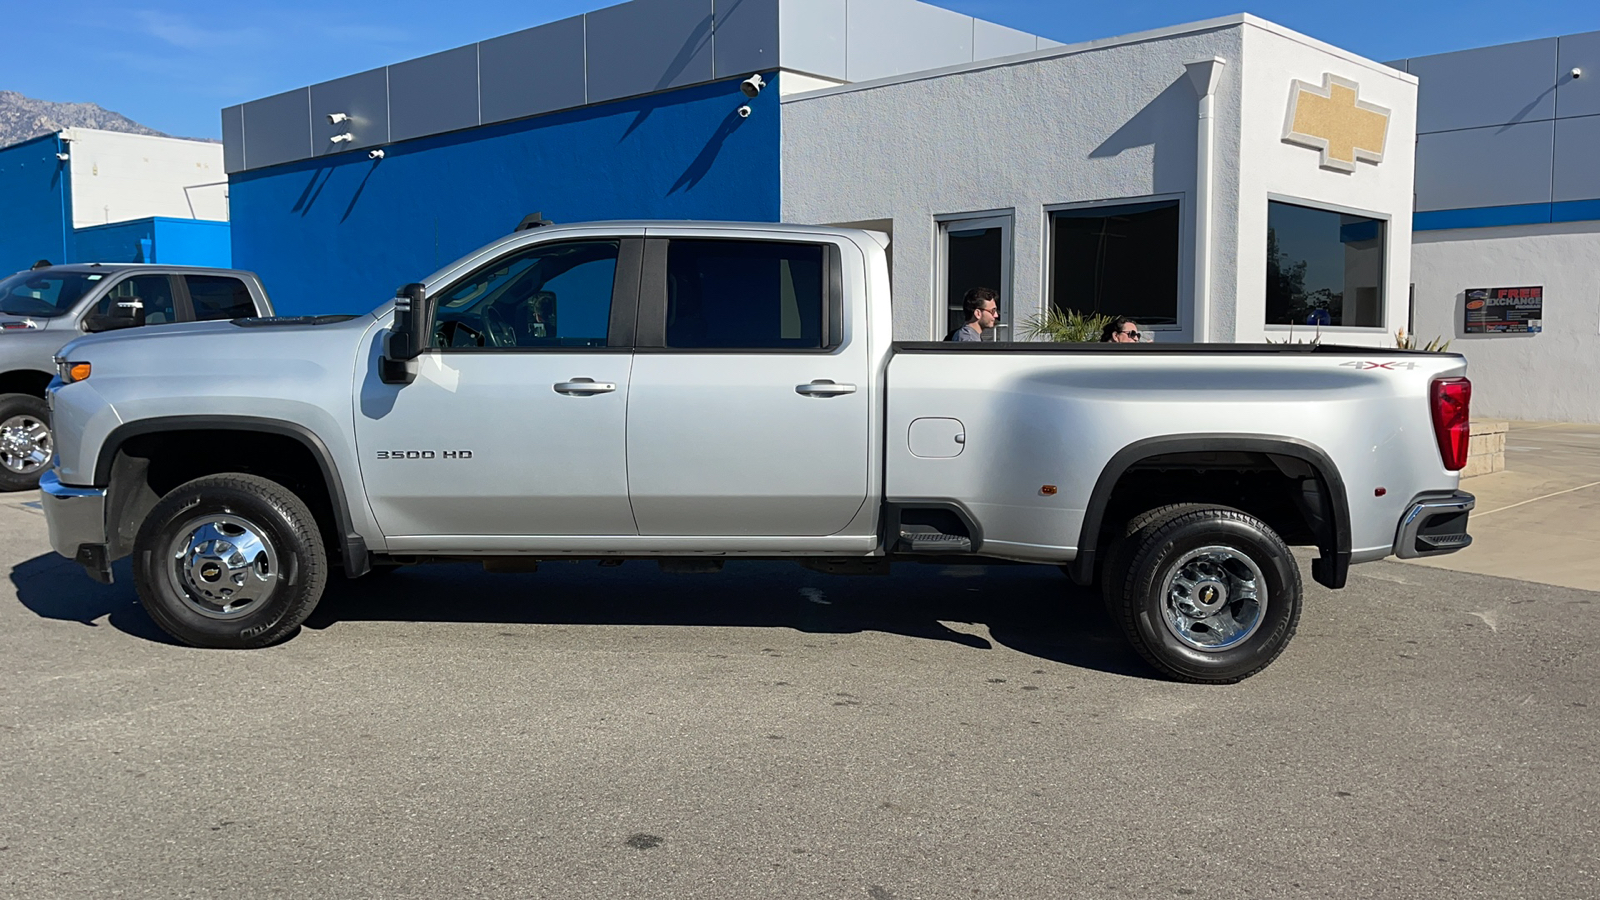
[9,554,180,645]
[10,553,1155,678]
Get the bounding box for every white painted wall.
[65,129,228,228]
[1412,222,1600,423]
[1234,27,1417,347]
[782,21,1244,342]
[780,15,1417,345]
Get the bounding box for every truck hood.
[55,314,379,372]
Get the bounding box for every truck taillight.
[1431,377,1471,471]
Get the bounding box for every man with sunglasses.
[946,287,1001,342]
[1100,316,1142,343]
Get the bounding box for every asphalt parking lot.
[2,490,1597,899]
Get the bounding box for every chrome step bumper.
[1392,491,1475,560]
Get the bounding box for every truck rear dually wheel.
[0,393,51,492]
[132,474,327,648]
[1109,506,1301,684]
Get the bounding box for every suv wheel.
[132,474,327,648]
[1109,506,1301,684]
[0,393,51,492]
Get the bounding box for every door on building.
[625,233,871,537]
[354,235,642,539]
[937,213,1013,341]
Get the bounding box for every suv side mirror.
[380,283,435,385]
[83,298,146,333]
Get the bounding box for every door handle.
[553,378,617,395]
[795,380,857,396]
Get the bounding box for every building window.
[1266,201,1385,328]
[1049,200,1179,327]
[938,213,1012,341]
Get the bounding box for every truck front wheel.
[132,474,327,648]
[0,393,51,492]
[1109,506,1301,684]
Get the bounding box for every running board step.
[896,528,972,553]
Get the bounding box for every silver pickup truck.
[0,264,273,491]
[39,222,1475,683]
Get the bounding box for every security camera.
[368,148,385,160]
[737,104,752,119]
[330,132,354,144]
[739,73,765,98]
[55,152,70,161]
[1573,67,1584,79]
[327,112,350,124]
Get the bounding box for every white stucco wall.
[1234,27,1417,347]
[1412,222,1600,423]
[780,15,1417,345]
[66,129,228,228]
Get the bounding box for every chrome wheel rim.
[0,413,50,475]
[167,514,281,619]
[1159,545,1266,652]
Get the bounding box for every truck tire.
[1110,506,1301,684]
[1099,503,1215,612]
[132,474,328,649]
[0,393,51,492]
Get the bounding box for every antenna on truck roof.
[514,212,554,231]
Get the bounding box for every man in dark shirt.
[946,287,1000,341]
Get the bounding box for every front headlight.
[54,356,91,384]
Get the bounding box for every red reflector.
[1431,378,1472,471]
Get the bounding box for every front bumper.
[40,470,113,583]
[1392,490,1475,560]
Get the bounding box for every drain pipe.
[1184,57,1227,343]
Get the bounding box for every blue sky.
[3,0,1597,140]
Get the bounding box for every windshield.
[0,271,103,318]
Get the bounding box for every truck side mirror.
[380,282,435,385]
[83,298,146,333]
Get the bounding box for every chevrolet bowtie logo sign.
[1283,74,1390,173]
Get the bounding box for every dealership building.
[2,0,1596,421]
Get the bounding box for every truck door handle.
[795,380,857,396]
[553,378,617,395]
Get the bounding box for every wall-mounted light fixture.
[327,112,350,124]
[740,73,766,98]
[330,133,355,144]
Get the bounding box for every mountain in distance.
[0,90,173,149]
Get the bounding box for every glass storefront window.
[1266,201,1385,328]
[1049,200,1180,326]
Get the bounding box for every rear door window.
[664,240,826,349]
[185,275,257,321]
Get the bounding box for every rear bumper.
[1392,490,1475,560]
[40,470,113,583]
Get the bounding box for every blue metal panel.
[71,219,155,263]
[1552,198,1600,223]
[389,45,480,143]
[974,19,1036,61]
[1413,204,1553,231]
[221,106,245,173]
[847,0,971,83]
[1409,38,1558,134]
[151,219,233,267]
[586,0,715,104]
[480,16,588,124]
[0,134,70,275]
[1554,115,1600,202]
[310,67,390,156]
[777,0,845,79]
[241,88,312,170]
[228,78,780,316]
[713,0,779,78]
[1414,121,1554,212]
[1556,31,1600,118]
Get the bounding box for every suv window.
[186,275,256,320]
[435,240,619,349]
[665,240,825,349]
[95,275,178,325]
